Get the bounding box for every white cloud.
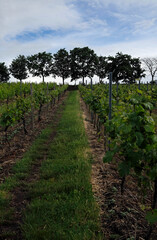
[133,18,157,34]
[1,25,157,68]
[92,38,157,59]
[0,0,81,39]
[1,0,157,72]
[85,0,157,10]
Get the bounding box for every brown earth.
[80,98,157,240]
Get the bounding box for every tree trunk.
[151,74,154,84]
[63,77,64,85]
[42,75,45,83]
[82,76,85,85]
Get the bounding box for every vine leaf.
[146,209,157,225]
[144,125,154,133]
[118,161,131,177]
[135,132,144,146]
[103,151,114,163]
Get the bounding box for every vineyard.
[0,82,68,184]
[0,81,157,239]
[0,82,67,143]
[79,82,157,239]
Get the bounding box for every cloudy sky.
[1,0,157,83]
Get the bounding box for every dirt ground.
[80,98,157,240]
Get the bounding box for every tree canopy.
[106,52,145,83]
[27,52,53,82]
[53,48,70,85]
[70,47,97,84]
[95,56,107,83]
[0,62,10,83]
[9,55,28,82]
[0,47,148,85]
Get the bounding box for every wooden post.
[91,78,93,123]
[47,82,49,111]
[30,83,34,131]
[108,72,112,150]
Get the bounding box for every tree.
[70,47,97,84]
[129,58,145,84]
[9,55,28,82]
[0,62,10,83]
[95,56,107,83]
[53,48,70,85]
[106,52,145,83]
[27,52,53,83]
[142,57,157,83]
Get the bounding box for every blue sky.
[0,0,157,83]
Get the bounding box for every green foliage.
[146,209,157,225]
[0,82,68,133]
[16,97,31,119]
[0,62,10,83]
[103,151,114,163]
[106,52,145,83]
[0,107,16,129]
[79,83,157,227]
[70,47,97,84]
[9,55,28,81]
[95,56,107,82]
[33,89,49,108]
[27,52,53,82]
[53,48,71,85]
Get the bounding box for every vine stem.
[38,104,42,122]
[121,176,125,195]
[22,117,28,135]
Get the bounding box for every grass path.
[0,91,102,240]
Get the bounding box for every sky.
[1,0,157,83]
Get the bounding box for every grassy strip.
[0,102,65,237]
[22,91,102,240]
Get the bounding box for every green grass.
[0,91,102,239]
[0,102,65,230]
[22,91,102,240]
[0,124,59,228]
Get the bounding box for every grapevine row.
[79,83,157,239]
[0,82,68,143]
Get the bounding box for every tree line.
[0,46,156,84]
